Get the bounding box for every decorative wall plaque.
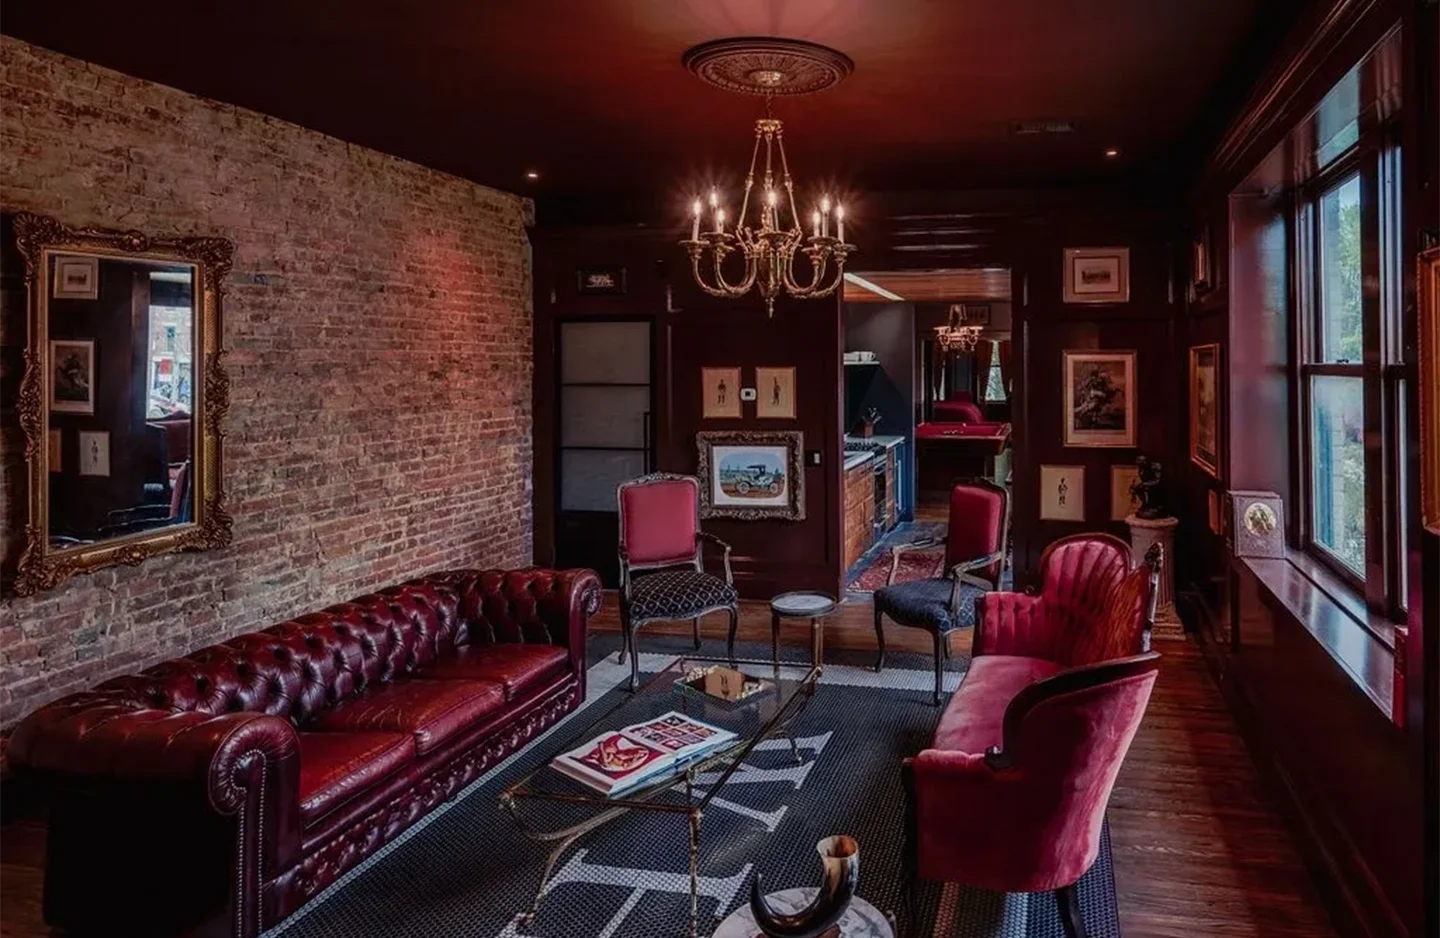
[1229,490,1285,559]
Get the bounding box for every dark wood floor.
[597,598,1338,938]
[0,600,1338,938]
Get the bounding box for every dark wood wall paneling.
[533,186,1180,601]
[532,229,843,598]
[1175,1,1435,936]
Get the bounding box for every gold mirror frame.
[1421,247,1439,529]
[12,212,234,595]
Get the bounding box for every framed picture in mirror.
[12,212,234,595]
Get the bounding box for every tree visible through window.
[983,340,1006,402]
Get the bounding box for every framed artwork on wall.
[52,254,98,300]
[1040,465,1085,521]
[1191,226,1212,294]
[1189,343,1221,478]
[755,366,796,419]
[701,366,742,419]
[1110,464,1140,521]
[1229,490,1285,558]
[1062,247,1130,304]
[697,430,805,521]
[78,430,110,477]
[577,266,626,296]
[1420,248,1439,526]
[49,339,95,415]
[1063,350,1136,448]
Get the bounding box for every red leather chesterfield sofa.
[7,566,601,938]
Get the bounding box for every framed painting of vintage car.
[696,429,805,521]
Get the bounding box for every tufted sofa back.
[88,570,579,727]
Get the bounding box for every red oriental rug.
[847,545,946,593]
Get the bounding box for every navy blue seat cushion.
[626,568,738,623]
[874,578,982,633]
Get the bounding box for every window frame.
[1292,125,1408,620]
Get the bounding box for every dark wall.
[532,229,843,597]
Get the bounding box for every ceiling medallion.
[680,38,857,317]
[682,37,854,96]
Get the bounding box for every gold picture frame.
[696,429,805,521]
[701,366,742,419]
[1063,247,1130,304]
[1063,350,1136,448]
[13,212,234,596]
[755,366,796,419]
[1189,343,1221,478]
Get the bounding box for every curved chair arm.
[942,548,1005,616]
[886,537,945,585]
[697,531,734,585]
[983,651,1162,770]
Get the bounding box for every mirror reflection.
[46,251,197,548]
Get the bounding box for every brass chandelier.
[935,304,984,353]
[679,38,856,317]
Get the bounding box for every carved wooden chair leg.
[725,605,739,667]
[872,605,887,672]
[931,630,944,706]
[1055,884,1088,938]
[692,617,702,651]
[627,622,642,692]
[617,609,630,666]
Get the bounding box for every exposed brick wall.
[0,37,535,730]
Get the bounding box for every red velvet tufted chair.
[617,473,739,691]
[873,479,1009,704]
[901,534,1162,938]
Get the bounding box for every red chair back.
[618,475,699,567]
[1038,534,1153,665]
[996,652,1161,888]
[933,400,985,423]
[946,480,1008,583]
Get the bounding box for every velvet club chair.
[873,478,1009,704]
[617,473,740,691]
[901,534,1163,938]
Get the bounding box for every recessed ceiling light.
[524,170,540,180]
[1104,148,1120,159]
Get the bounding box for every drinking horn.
[749,835,860,938]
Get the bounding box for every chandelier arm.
[711,243,759,295]
[781,246,822,295]
[690,251,747,299]
[776,134,803,232]
[737,130,763,231]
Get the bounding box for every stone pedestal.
[1125,514,1184,641]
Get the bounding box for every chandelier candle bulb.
[715,208,725,233]
[836,204,845,242]
[692,200,702,240]
[812,210,821,238]
[821,195,831,237]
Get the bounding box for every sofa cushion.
[309,679,505,755]
[932,656,1064,754]
[424,644,569,701]
[298,731,415,825]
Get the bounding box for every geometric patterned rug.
[266,638,1119,938]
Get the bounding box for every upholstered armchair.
[617,473,740,690]
[873,479,1009,704]
[901,533,1163,938]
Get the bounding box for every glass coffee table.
[499,655,820,937]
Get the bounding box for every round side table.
[769,591,839,668]
[713,889,894,938]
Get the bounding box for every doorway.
[554,319,653,585]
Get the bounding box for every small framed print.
[48,429,62,472]
[50,339,95,415]
[701,367,742,419]
[1063,350,1136,448]
[1189,343,1221,478]
[1230,490,1285,558]
[52,254,98,300]
[1110,464,1140,521]
[577,266,626,296]
[1040,465,1085,522]
[755,366,796,419]
[1063,247,1130,304]
[1192,227,1212,293]
[78,430,110,477]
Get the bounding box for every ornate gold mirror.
[13,213,233,595]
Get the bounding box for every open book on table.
[550,710,738,796]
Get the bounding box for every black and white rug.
[268,637,1120,938]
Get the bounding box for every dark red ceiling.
[1,0,1303,205]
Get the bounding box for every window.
[983,340,1006,402]
[1295,107,1409,617]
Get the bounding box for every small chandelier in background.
[935,304,984,353]
[678,38,857,317]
